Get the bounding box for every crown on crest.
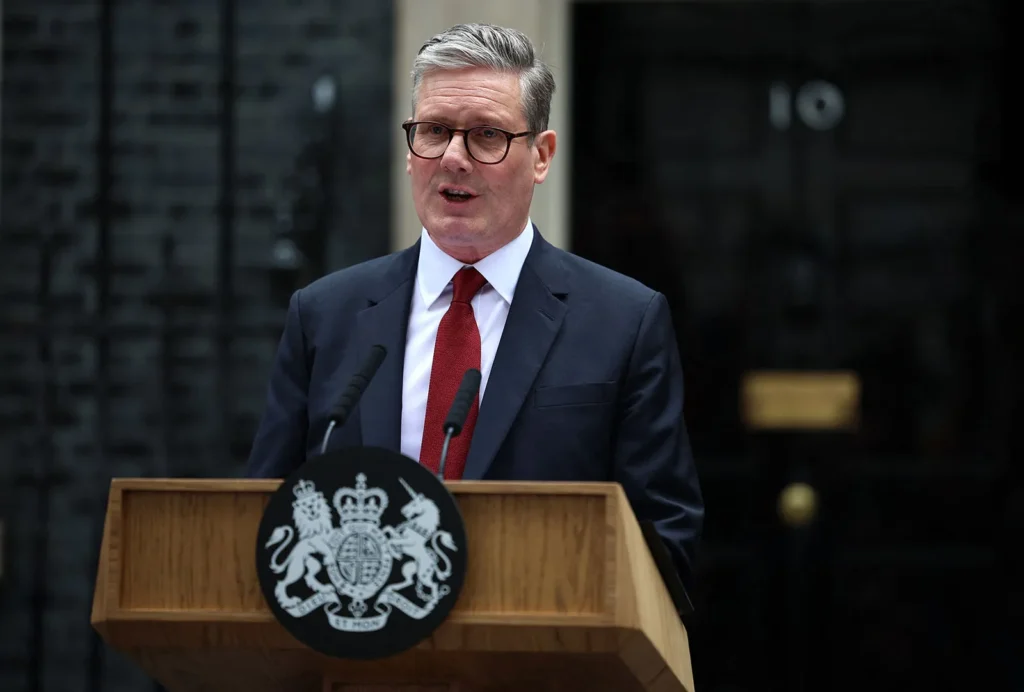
[292,478,321,501]
[334,473,388,525]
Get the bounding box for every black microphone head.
[329,345,388,424]
[443,368,481,436]
[364,344,387,374]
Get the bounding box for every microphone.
[319,345,387,454]
[436,368,481,481]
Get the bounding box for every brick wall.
[0,1,393,689]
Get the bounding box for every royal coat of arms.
[263,472,460,632]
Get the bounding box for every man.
[245,23,704,592]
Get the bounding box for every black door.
[571,2,1016,691]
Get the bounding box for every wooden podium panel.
[91,479,694,692]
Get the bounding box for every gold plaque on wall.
[741,371,860,431]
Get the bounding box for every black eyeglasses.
[402,121,535,164]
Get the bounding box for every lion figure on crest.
[383,478,458,602]
[265,480,336,608]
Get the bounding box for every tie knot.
[451,267,487,304]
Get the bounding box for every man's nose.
[440,134,473,173]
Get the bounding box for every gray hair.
[411,23,556,135]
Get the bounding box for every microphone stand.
[436,426,456,482]
[320,420,338,455]
[436,368,482,482]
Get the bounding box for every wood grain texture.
[89,484,114,638]
[613,494,695,692]
[120,489,270,610]
[91,478,694,692]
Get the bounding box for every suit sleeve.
[613,290,705,594]
[244,289,311,478]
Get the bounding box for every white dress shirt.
[400,219,534,464]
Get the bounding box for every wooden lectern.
[90,479,695,692]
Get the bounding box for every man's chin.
[430,216,483,241]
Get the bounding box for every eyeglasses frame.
[402,120,536,165]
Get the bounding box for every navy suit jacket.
[245,229,704,591]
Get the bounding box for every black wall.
[0,2,393,690]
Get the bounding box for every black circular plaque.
[255,446,468,660]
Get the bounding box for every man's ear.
[532,130,557,184]
[406,151,412,176]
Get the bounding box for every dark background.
[1,1,1021,691]
[1,1,392,690]
[572,3,1021,691]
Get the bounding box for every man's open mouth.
[440,186,476,202]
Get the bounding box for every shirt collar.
[416,219,534,308]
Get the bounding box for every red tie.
[420,267,488,479]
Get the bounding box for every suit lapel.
[462,232,569,480]
[355,244,419,452]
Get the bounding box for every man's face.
[408,66,555,262]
